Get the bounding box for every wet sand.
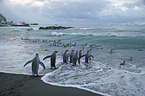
[0,72,103,96]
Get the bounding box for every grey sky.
[0,0,145,24]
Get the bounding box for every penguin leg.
[32,72,35,77]
[36,74,39,77]
[78,59,80,64]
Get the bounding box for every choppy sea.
[0,24,145,96]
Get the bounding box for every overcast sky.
[0,0,145,24]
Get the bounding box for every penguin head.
[55,51,58,53]
[66,50,68,52]
[80,50,82,52]
[36,53,39,55]
[76,51,78,53]
[72,49,74,52]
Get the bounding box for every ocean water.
[0,25,145,96]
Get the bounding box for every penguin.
[24,53,46,76]
[89,49,92,60]
[78,50,82,64]
[63,50,69,63]
[120,61,125,65]
[129,57,132,61]
[43,51,57,69]
[138,49,143,51]
[81,43,88,46]
[79,50,94,63]
[70,49,75,63]
[110,49,113,54]
[72,43,77,46]
[72,51,78,66]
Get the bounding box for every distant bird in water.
[110,49,113,54]
[81,43,88,46]
[120,61,125,65]
[138,49,143,51]
[71,43,77,46]
[129,57,132,61]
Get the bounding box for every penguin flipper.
[39,61,46,69]
[80,55,85,59]
[24,60,33,67]
[43,55,51,60]
[91,55,94,58]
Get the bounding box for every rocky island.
[39,25,73,30]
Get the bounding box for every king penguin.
[63,50,69,63]
[43,51,57,69]
[79,50,94,63]
[72,51,78,66]
[24,53,46,76]
[78,50,82,64]
[70,49,74,63]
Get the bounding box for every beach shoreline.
[0,72,103,96]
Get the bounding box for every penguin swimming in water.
[79,50,94,63]
[72,51,78,66]
[110,49,113,54]
[24,53,46,76]
[129,57,132,61]
[43,51,57,69]
[70,49,74,63]
[78,50,82,64]
[120,61,125,65]
[63,50,69,63]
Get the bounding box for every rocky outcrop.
[0,14,7,23]
[39,26,73,30]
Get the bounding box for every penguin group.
[24,49,94,76]
[23,38,134,76]
[62,49,94,66]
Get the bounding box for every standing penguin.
[24,53,46,76]
[43,51,57,69]
[78,50,82,64]
[72,51,78,66]
[63,50,69,63]
[70,49,74,63]
[79,50,94,63]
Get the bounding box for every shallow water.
[0,25,145,96]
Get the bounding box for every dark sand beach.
[0,72,103,96]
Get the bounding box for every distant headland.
[0,14,73,30]
[0,14,38,27]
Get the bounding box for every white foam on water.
[41,61,145,96]
[41,64,111,96]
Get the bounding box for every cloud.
[0,0,145,24]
